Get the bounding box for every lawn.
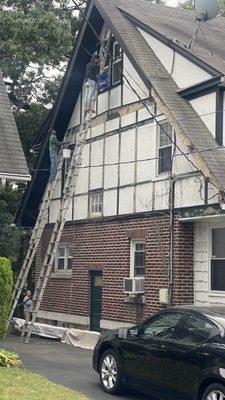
[0,368,89,400]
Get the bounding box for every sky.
[166,0,179,6]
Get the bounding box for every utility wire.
[71,0,224,194]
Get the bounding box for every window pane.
[211,260,225,291]
[58,247,65,257]
[114,43,122,61]
[68,246,73,257]
[135,251,145,267]
[179,315,218,344]
[112,60,122,84]
[212,228,225,258]
[160,123,172,147]
[136,243,145,251]
[141,313,182,339]
[58,258,65,270]
[67,258,73,270]
[135,267,145,277]
[159,146,172,174]
[90,192,103,214]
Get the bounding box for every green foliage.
[0,349,21,367]
[0,258,13,341]
[0,0,84,108]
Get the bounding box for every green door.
[90,271,102,332]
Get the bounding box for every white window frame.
[130,239,146,278]
[89,190,103,217]
[209,226,225,293]
[112,41,122,86]
[55,244,74,272]
[158,121,173,175]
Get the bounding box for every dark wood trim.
[216,88,224,146]
[178,76,222,100]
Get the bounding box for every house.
[16,0,225,332]
[0,71,30,190]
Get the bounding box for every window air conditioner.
[124,277,145,294]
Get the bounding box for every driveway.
[3,335,150,400]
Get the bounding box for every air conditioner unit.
[124,277,145,294]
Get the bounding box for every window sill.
[50,272,73,279]
[89,213,103,219]
[208,291,225,298]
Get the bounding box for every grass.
[0,368,89,400]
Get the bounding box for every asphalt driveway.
[3,335,150,400]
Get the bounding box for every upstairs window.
[112,41,122,85]
[89,190,103,217]
[103,38,122,88]
[211,228,225,291]
[130,240,145,277]
[158,122,173,174]
[55,244,73,272]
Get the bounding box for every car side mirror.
[118,326,139,340]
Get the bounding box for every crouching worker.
[83,54,101,114]
[49,129,62,181]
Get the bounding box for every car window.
[140,313,183,339]
[179,315,220,344]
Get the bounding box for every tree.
[0,258,13,340]
[0,0,85,109]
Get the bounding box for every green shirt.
[49,135,61,152]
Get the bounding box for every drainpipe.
[168,175,175,307]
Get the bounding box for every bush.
[0,258,13,340]
[0,349,21,367]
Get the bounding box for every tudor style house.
[0,71,30,190]
[17,0,225,331]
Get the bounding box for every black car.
[93,305,225,400]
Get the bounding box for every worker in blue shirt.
[83,54,100,114]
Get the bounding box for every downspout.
[168,175,175,307]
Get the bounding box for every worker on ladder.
[83,54,101,114]
[49,129,62,181]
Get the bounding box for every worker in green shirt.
[49,129,62,181]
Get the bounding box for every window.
[140,312,182,339]
[158,122,173,174]
[103,38,122,87]
[112,41,122,85]
[131,240,145,277]
[89,190,103,216]
[179,315,220,344]
[211,228,225,291]
[55,244,73,272]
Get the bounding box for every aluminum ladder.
[18,26,111,343]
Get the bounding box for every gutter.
[0,173,31,182]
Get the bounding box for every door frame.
[89,270,103,332]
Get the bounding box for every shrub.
[0,349,21,367]
[0,258,13,340]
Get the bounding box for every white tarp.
[12,318,100,350]
[61,329,100,349]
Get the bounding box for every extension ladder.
[8,25,111,343]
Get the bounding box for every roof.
[115,0,225,75]
[0,71,30,181]
[16,0,225,226]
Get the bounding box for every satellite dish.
[195,0,220,22]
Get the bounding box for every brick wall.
[36,214,194,326]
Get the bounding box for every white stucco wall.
[190,92,216,138]
[138,28,212,89]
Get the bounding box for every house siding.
[37,215,194,328]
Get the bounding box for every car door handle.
[160,344,167,350]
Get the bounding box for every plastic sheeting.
[61,329,100,349]
[12,318,100,350]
